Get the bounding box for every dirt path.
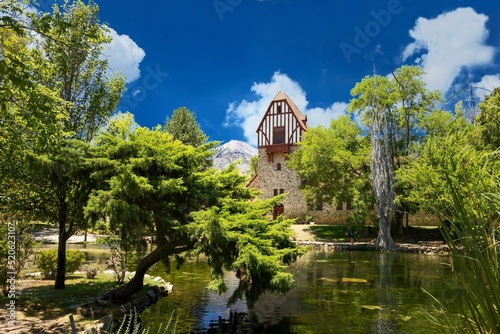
[0,312,72,334]
[291,224,315,241]
[32,227,105,244]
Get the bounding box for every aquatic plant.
[429,149,500,333]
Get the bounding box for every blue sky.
[36,0,500,146]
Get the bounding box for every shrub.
[36,249,86,279]
[83,264,100,279]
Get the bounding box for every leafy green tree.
[1,2,68,293]
[406,121,499,332]
[348,66,441,249]
[289,115,372,215]
[191,196,303,306]
[477,87,500,150]
[399,109,497,221]
[249,155,258,176]
[1,0,125,290]
[86,115,303,302]
[164,107,208,147]
[436,158,499,334]
[41,0,124,290]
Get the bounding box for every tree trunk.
[405,212,409,234]
[394,210,404,235]
[371,105,397,251]
[107,243,170,301]
[55,196,69,290]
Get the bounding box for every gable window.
[273,126,285,144]
[277,104,282,114]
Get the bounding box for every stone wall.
[254,149,440,226]
[257,148,307,219]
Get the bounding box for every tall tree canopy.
[1,0,125,289]
[476,87,500,150]
[37,0,124,290]
[164,107,208,147]
[289,115,371,213]
[86,113,303,301]
[348,66,441,249]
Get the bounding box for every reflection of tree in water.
[201,310,294,334]
[371,252,401,334]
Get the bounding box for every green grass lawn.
[307,225,351,241]
[15,274,118,319]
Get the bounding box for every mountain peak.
[213,140,257,173]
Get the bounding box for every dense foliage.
[36,249,86,280]
[83,113,304,301]
[164,107,208,147]
[1,2,498,328]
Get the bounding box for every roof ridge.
[272,91,307,130]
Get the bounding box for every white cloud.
[307,103,348,128]
[472,74,500,100]
[403,7,495,94]
[102,27,146,83]
[224,72,347,146]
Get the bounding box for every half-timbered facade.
[248,91,308,219]
[256,91,307,159]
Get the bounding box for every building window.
[279,188,284,194]
[273,126,285,144]
[336,203,343,210]
[276,163,282,170]
[277,104,282,114]
[347,201,353,210]
[273,189,278,196]
[316,202,323,211]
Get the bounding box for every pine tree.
[164,107,207,147]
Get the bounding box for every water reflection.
[142,251,459,333]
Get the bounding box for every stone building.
[248,91,437,226]
[247,91,308,219]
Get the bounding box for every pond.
[141,250,462,334]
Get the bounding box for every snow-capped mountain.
[213,140,257,174]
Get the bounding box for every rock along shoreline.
[294,240,449,254]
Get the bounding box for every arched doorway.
[273,204,284,220]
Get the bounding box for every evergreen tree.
[86,114,304,301]
[164,107,207,147]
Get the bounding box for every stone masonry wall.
[257,148,307,219]
[255,149,440,226]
